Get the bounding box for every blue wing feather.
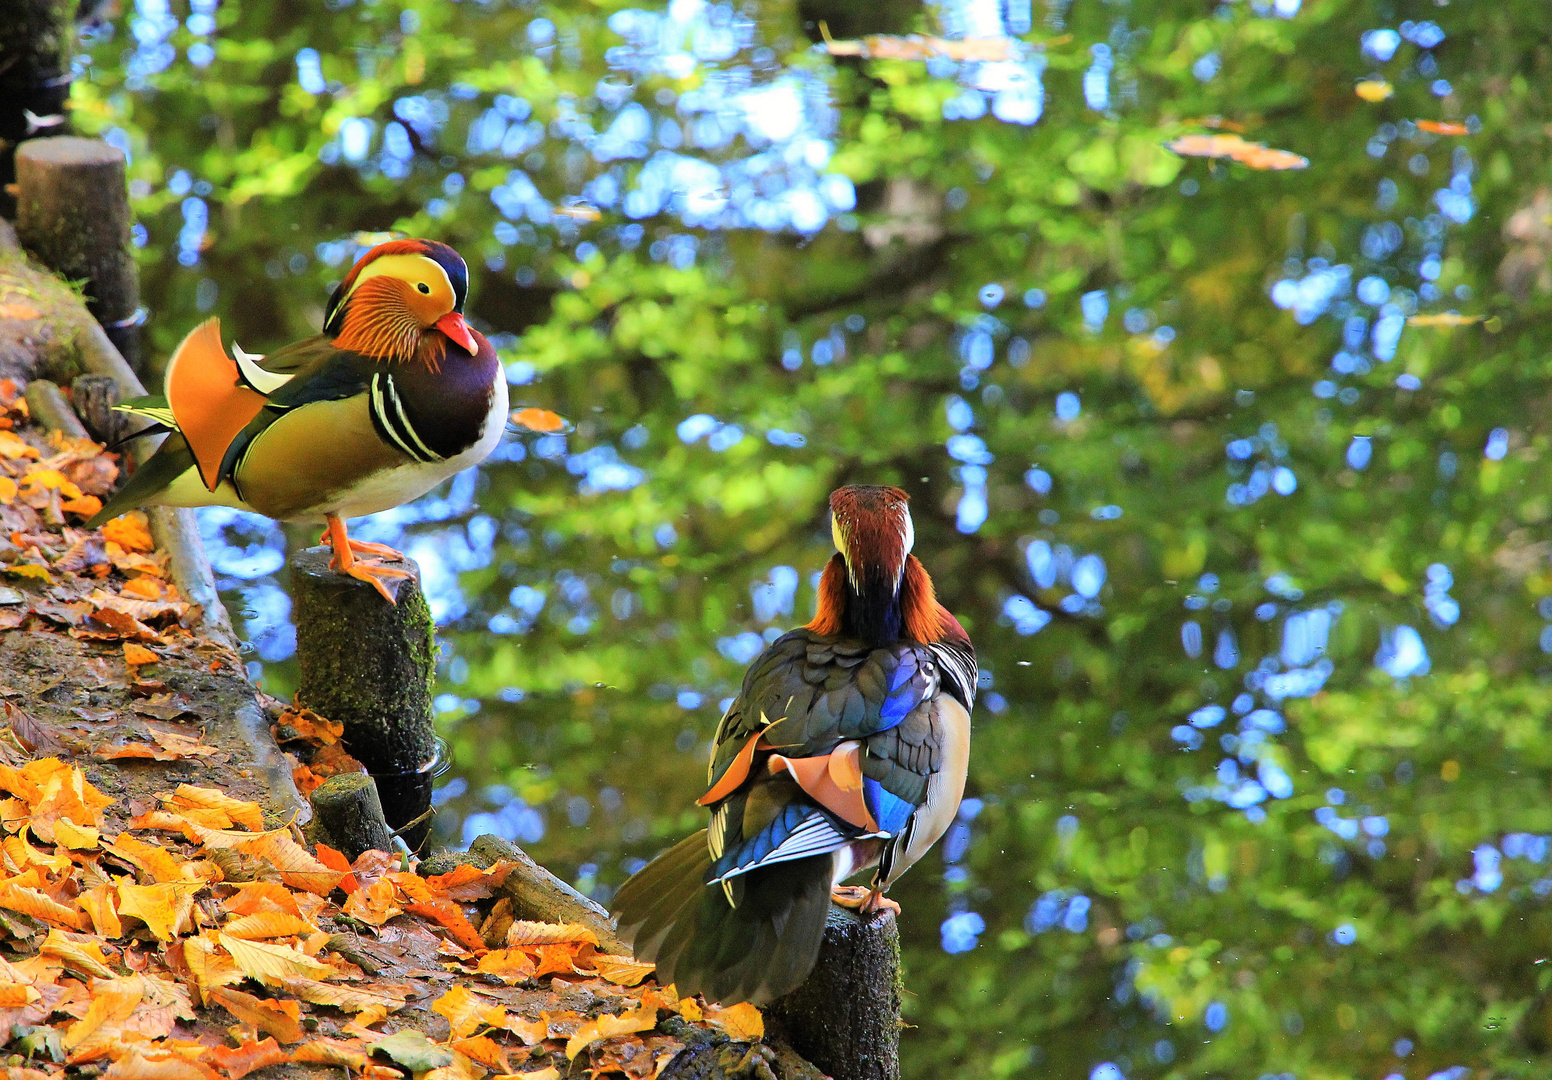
[863,777,916,836]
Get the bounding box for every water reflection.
[78,0,1549,1074]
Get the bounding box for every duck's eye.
[416,282,431,294]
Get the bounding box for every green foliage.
[72,0,1552,1075]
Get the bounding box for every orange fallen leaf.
[202,1036,291,1079]
[102,512,155,552]
[433,985,508,1038]
[0,430,39,460]
[20,467,84,499]
[426,861,516,901]
[1415,119,1469,135]
[63,976,143,1053]
[0,881,89,930]
[279,975,411,1014]
[0,980,41,1006]
[405,899,487,953]
[164,785,265,832]
[62,494,104,518]
[452,1035,511,1072]
[222,882,301,918]
[1164,133,1308,170]
[274,705,344,745]
[79,883,123,937]
[292,1037,371,1069]
[476,948,538,981]
[101,727,222,763]
[182,935,243,1006]
[124,643,159,666]
[209,986,304,1044]
[343,877,402,926]
[102,1048,219,1080]
[108,833,195,883]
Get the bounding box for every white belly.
[318,374,508,521]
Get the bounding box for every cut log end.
[307,773,394,862]
[462,833,628,955]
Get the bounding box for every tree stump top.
[16,135,125,170]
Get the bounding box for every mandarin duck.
[612,485,976,1004]
[85,239,508,602]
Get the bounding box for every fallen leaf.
[79,883,122,937]
[1356,78,1394,102]
[371,1028,455,1072]
[404,899,487,953]
[124,643,159,666]
[202,1036,290,1079]
[433,984,504,1038]
[117,881,200,941]
[55,818,101,850]
[586,954,656,987]
[0,299,42,320]
[497,1013,550,1045]
[218,933,333,984]
[273,706,343,745]
[182,936,243,1006]
[221,882,301,918]
[101,513,155,553]
[566,998,659,1058]
[220,911,318,940]
[453,1035,511,1072]
[292,1038,371,1069]
[101,727,223,763]
[0,881,89,930]
[704,1001,764,1041]
[166,786,265,831]
[63,976,142,1053]
[476,948,537,981]
[279,976,410,1014]
[5,563,53,583]
[209,987,304,1044]
[41,928,117,978]
[108,834,196,883]
[343,877,402,926]
[102,1048,219,1079]
[507,921,599,947]
[1164,133,1308,170]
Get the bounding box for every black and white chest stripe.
[929,642,978,710]
[368,371,446,464]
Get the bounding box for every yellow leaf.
[182,935,243,1006]
[107,834,196,883]
[218,932,333,985]
[116,881,200,941]
[704,1001,764,1041]
[433,985,505,1038]
[40,928,117,978]
[279,976,410,1014]
[585,953,656,986]
[0,430,39,460]
[21,468,84,499]
[55,818,100,850]
[0,476,16,502]
[565,998,659,1059]
[221,911,319,940]
[62,978,142,1051]
[1407,311,1483,327]
[79,884,122,938]
[0,881,88,930]
[166,785,265,831]
[506,920,598,947]
[4,563,52,582]
[101,512,155,552]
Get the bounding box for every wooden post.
[14,137,142,372]
[766,906,902,1080]
[23,379,88,440]
[70,374,123,446]
[0,0,72,221]
[291,546,438,852]
[307,773,394,861]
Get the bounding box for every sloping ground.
[0,240,821,1078]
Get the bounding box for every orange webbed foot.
[317,529,406,562]
[337,558,414,604]
[831,886,900,916]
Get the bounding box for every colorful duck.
[86,239,508,602]
[612,485,976,1004]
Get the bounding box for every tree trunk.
[0,0,72,221]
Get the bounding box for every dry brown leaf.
[208,986,304,1044]
[63,976,143,1053]
[273,706,343,745]
[102,727,223,763]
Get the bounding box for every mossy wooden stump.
[14,136,142,371]
[292,546,438,852]
[766,906,902,1080]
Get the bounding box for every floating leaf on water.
[1356,79,1394,102]
[553,203,602,222]
[509,407,571,434]
[1407,311,1483,326]
[1415,119,1470,135]
[1164,133,1308,170]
